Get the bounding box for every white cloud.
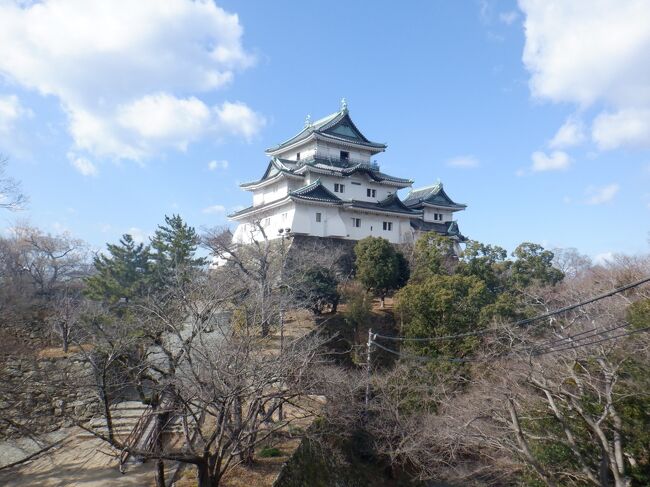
[0,0,261,160]
[117,93,211,150]
[549,117,585,149]
[0,94,30,134]
[531,150,571,172]
[68,153,98,177]
[592,108,650,150]
[520,0,650,150]
[499,11,519,25]
[585,183,619,205]
[214,101,266,141]
[446,155,480,169]
[208,159,229,170]
[202,204,226,215]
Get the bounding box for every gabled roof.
[289,179,342,203]
[345,193,422,216]
[266,106,387,155]
[410,219,467,241]
[240,158,304,188]
[295,159,413,187]
[229,179,342,219]
[403,182,466,210]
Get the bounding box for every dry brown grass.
[174,437,302,487]
[37,343,93,359]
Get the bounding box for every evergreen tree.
[510,242,564,287]
[395,274,490,358]
[293,266,340,315]
[410,232,457,282]
[354,237,408,307]
[85,234,151,303]
[149,214,206,288]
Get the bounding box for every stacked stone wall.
[0,354,98,439]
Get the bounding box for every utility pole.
[365,328,373,409]
[277,227,291,421]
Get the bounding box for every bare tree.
[46,284,86,352]
[552,247,592,279]
[0,224,89,341]
[0,155,27,211]
[72,269,331,487]
[203,224,279,336]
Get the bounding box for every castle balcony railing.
[310,152,380,171]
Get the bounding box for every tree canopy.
[85,234,151,304]
[150,214,206,288]
[354,237,409,307]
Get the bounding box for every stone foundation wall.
[0,354,99,439]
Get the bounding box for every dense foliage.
[354,236,409,307]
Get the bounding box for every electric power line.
[532,325,650,356]
[370,324,650,364]
[530,322,630,350]
[372,275,650,344]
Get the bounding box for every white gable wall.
[305,173,397,202]
[252,180,290,206]
[422,207,453,223]
[233,201,415,245]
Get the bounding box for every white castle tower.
[229,100,466,246]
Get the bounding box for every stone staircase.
[76,397,200,472]
[76,401,151,441]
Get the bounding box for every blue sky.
[0,0,648,261]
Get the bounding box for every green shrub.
[259,446,282,458]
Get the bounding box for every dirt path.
[0,427,158,487]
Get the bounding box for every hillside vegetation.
[0,216,648,487]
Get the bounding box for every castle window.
[352,218,361,228]
[282,212,288,222]
[315,212,322,222]
[434,213,443,221]
[367,188,376,198]
[296,152,301,161]
[262,218,270,227]
[340,151,349,162]
[383,221,392,231]
[334,183,345,193]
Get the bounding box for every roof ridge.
[409,182,443,193]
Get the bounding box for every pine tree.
[149,214,206,289]
[85,234,151,303]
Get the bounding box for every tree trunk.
[154,413,165,487]
[155,459,165,487]
[507,398,558,487]
[197,461,222,487]
[197,462,217,487]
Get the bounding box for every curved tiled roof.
[299,159,413,186]
[403,182,466,210]
[240,158,304,188]
[266,108,386,154]
[289,179,342,203]
[410,219,467,241]
[344,193,422,216]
